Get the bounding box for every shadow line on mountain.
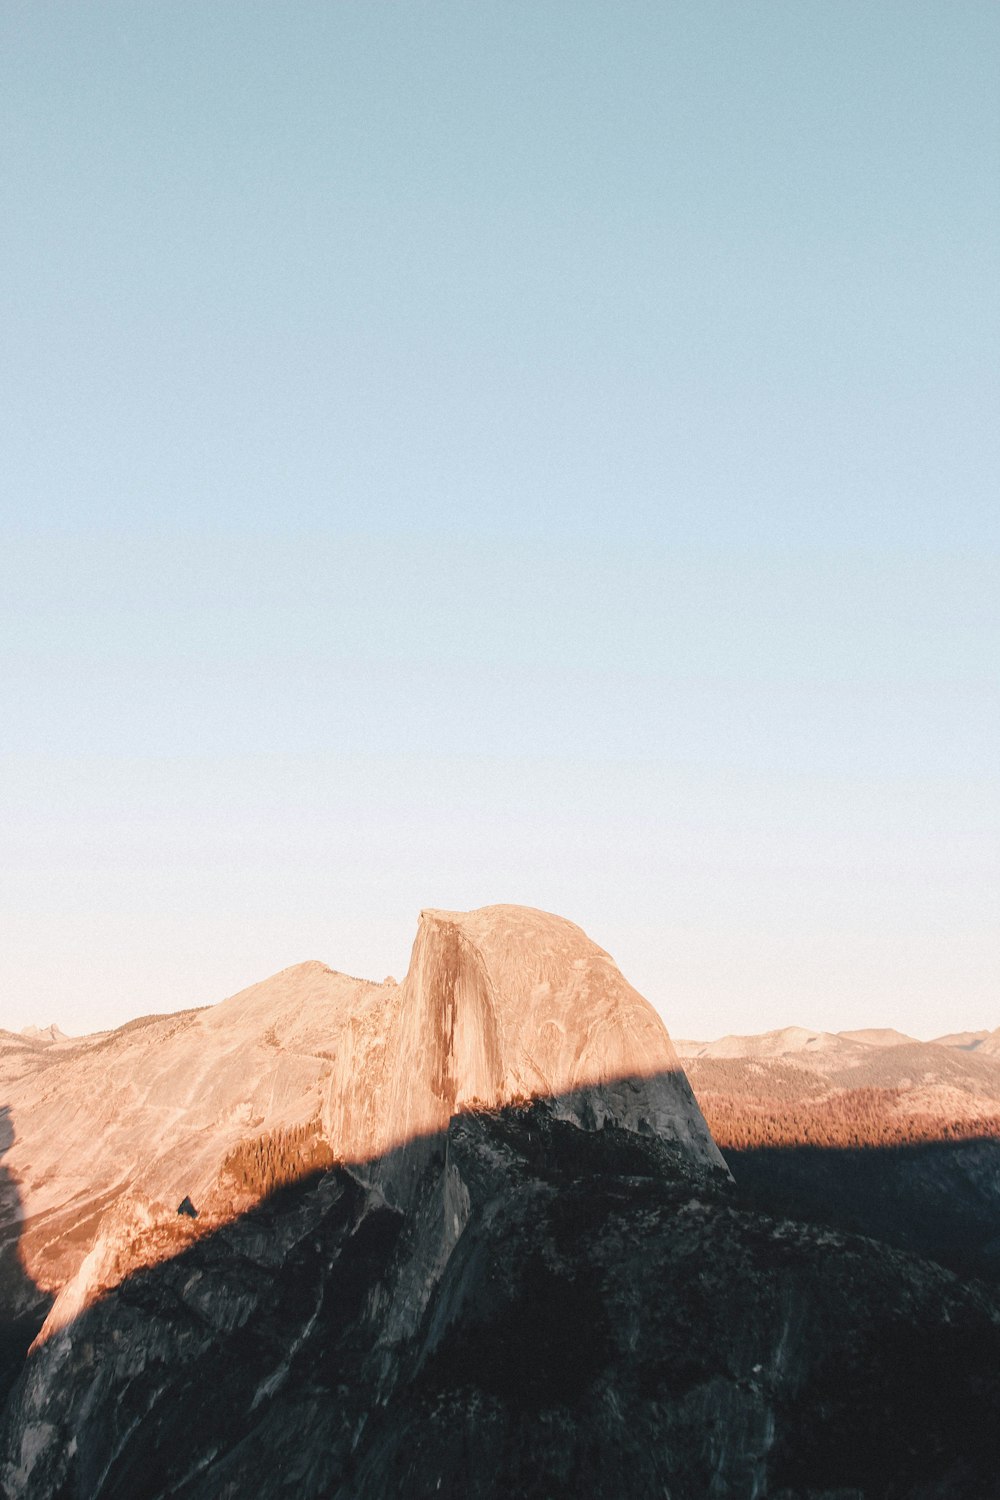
[9,1063,722,1353]
[0,1071,730,1498]
[5,1079,1000,1498]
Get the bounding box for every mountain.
[18,1025,70,1047]
[675,1024,919,1063]
[681,1022,1000,1279]
[0,906,721,1325]
[836,1026,917,1048]
[679,1022,1000,1137]
[675,1024,849,1059]
[934,1029,992,1050]
[2,908,1000,1499]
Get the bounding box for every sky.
[1,2,997,1040]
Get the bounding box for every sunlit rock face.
[324,904,722,1169]
[0,905,721,1330]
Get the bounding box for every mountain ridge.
[0,904,722,1337]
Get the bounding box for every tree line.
[698,1086,1000,1151]
[222,1119,335,1198]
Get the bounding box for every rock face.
[17,1026,68,1047]
[3,908,1000,1499]
[0,906,722,1327]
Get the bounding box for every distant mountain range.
[16,1024,70,1046]
[676,1022,1000,1145]
[676,1022,1000,1059]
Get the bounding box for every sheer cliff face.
[0,905,722,1316]
[325,905,720,1167]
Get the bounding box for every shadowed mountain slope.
[4,1091,1000,1500]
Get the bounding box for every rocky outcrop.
[0,905,722,1327]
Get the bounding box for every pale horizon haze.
[2,3,997,1041]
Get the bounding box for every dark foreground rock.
[4,1099,1000,1500]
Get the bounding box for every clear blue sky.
[2,3,997,1038]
